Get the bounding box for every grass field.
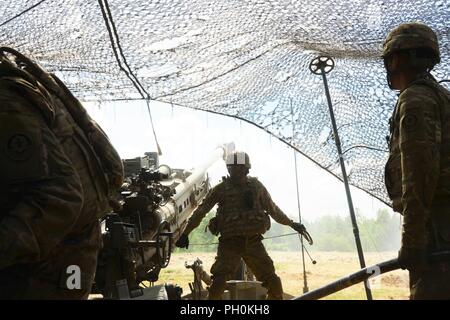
[153,251,410,300]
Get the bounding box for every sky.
[84,99,394,223]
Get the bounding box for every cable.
[0,0,48,27]
[188,232,299,246]
[290,97,309,293]
[188,231,317,265]
[97,0,162,155]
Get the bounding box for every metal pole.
[309,56,372,300]
[294,150,309,293]
[290,98,309,293]
[294,251,450,300]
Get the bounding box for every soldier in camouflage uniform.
[383,23,450,299]
[176,151,312,300]
[0,47,124,299]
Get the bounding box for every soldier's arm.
[183,184,222,236]
[0,79,83,270]
[257,180,294,226]
[398,85,441,249]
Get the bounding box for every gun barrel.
[173,142,235,202]
[135,143,235,278]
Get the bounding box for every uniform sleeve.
[257,180,293,226]
[0,80,83,270]
[398,85,441,249]
[183,184,222,236]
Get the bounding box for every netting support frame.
[310,55,373,300]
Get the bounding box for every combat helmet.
[382,22,440,67]
[225,151,251,169]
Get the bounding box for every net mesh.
[1,0,449,206]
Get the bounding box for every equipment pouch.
[244,190,254,209]
[207,216,220,236]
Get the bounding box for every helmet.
[382,22,440,66]
[225,151,251,169]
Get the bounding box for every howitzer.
[293,251,450,300]
[93,143,235,299]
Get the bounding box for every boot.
[266,275,283,300]
[208,275,227,300]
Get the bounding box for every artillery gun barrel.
[135,143,235,278]
[173,142,235,203]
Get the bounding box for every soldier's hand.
[291,222,313,245]
[398,246,427,272]
[176,233,189,249]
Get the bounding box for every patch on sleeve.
[401,114,419,132]
[0,114,47,183]
[6,133,34,161]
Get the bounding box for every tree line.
[177,209,402,253]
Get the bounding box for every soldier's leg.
[410,262,450,300]
[209,238,242,300]
[242,235,283,300]
[24,221,102,299]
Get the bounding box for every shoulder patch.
[401,114,419,132]
[0,114,46,184]
[6,133,34,161]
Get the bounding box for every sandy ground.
[153,251,410,300]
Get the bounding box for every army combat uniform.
[385,73,450,299]
[183,176,295,300]
[0,48,123,299]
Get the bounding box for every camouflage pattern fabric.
[183,175,290,300]
[184,176,294,238]
[383,23,440,63]
[0,221,101,299]
[385,73,450,299]
[208,235,283,300]
[409,262,450,300]
[0,49,123,299]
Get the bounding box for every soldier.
[383,23,450,299]
[176,151,312,300]
[0,47,124,299]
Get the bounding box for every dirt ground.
[153,251,410,300]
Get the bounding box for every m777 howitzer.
[93,143,235,300]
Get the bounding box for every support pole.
[309,56,373,300]
[290,98,309,293]
[294,251,450,300]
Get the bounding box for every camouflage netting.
[1,0,449,205]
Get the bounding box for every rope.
[0,0,49,27]
[290,97,309,293]
[97,0,144,97]
[188,232,300,246]
[97,0,162,154]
